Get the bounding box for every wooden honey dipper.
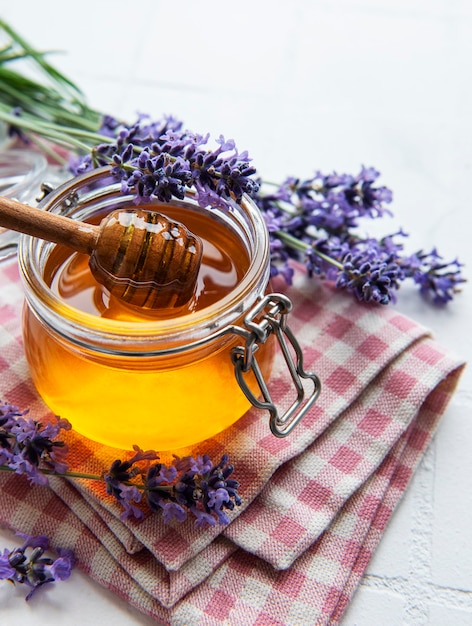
[0,195,203,309]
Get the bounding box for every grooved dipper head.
[89,209,203,309]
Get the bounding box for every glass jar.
[19,167,320,451]
[0,148,48,260]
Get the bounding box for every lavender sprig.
[0,400,71,485]
[257,167,393,235]
[400,248,465,304]
[0,401,242,529]
[70,115,259,208]
[0,532,74,601]
[105,448,242,528]
[256,171,465,305]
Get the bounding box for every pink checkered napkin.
[1,258,430,572]
[0,257,465,624]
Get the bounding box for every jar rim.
[18,166,270,347]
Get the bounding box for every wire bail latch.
[230,293,321,437]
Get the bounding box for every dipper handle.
[0,195,99,254]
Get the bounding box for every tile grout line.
[356,439,472,621]
[402,441,436,624]
[359,574,472,612]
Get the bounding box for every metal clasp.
[230,293,321,437]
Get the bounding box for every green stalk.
[0,20,85,102]
[0,463,173,495]
[0,106,109,153]
[0,464,101,482]
[275,229,344,270]
[26,134,70,165]
[0,19,103,154]
[0,70,100,131]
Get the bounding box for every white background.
[1,1,472,624]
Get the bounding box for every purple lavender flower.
[49,549,75,581]
[336,250,402,305]
[16,532,49,552]
[112,150,192,204]
[142,462,176,513]
[70,113,259,209]
[186,454,213,475]
[173,453,242,529]
[401,249,466,304]
[0,534,74,601]
[98,114,121,138]
[305,237,351,282]
[162,501,187,524]
[207,488,231,525]
[191,508,216,529]
[0,548,15,579]
[104,445,158,519]
[0,405,71,484]
[252,167,465,305]
[0,447,13,465]
[254,169,399,301]
[9,457,49,486]
[344,166,393,217]
[115,485,145,521]
[255,167,393,242]
[0,400,28,443]
[270,256,295,286]
[10,416,71,477]
[104,450,242,527]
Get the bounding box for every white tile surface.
[1,0,472,623]
[432,402,472,590]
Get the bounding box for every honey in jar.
[19,168,275,451]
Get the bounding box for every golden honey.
[19,169,274,451]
